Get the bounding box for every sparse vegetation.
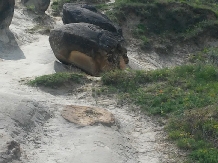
[168,106,218,163]
[26,4,35,12]
[51,0,109,15]
[189,47,218,65]
[28,72,87,88]
[98,0,218,52]
[101,59,218,162]
[51,0,71,15]
[102,64,218,115]
[26,25,51,34]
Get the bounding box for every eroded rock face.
[49,23,128,76]
[0,140,21,163]
[0,0,15,29]
[62,3,122,35]
[61,105,115,126]
[21,0,50,13]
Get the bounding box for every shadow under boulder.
[0,30,25,60]
[0,0,25,60]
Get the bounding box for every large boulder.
[49,23,128,76]
[0,0,15,29]
[62,3,122,35]
[21,0,50,13]
[0,0,15,43]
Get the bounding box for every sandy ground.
[0,1,185,163]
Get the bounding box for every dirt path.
[0,2,184,163]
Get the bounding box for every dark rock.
[62,3,122,35]
[0,0,15,29]
[0,140,21,163]
[49,23,128,76]
[21,0,50,13]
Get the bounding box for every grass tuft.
[28,72,87,88]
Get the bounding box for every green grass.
[28,72,87,88]
[189,47,218,65]
[101,63,218,162]
[102,64,218,115]
[167,106,218,162]
[101,0,218,51]
[26,25,51,34]
[51,0,72,15]
[26,4,35,12]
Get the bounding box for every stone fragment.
[61,105,115,126]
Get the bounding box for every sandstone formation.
[61,105,115,126]
[0,0,15,29]
[21,0,50,13]
[49,23,128,76]
[62,3,122,35]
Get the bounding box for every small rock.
[61,105,115,126]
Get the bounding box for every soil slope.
[0,1,185,163]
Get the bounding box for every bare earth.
[0,1,185,163]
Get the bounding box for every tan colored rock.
[61,105,115,126]
[67,50,115,76]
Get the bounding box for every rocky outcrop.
[0,0,15,29]
[62,3,122,35]
[49,23,128,76]
[21,0,50,13]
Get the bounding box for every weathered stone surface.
[61,105,115,126]
[62,3,122,35]
[21,0,50,13]
[49,23,128,76]
[0,0,15,29]
[0,140,21,163]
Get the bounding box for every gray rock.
[49,23,128,76]
[62,3,122,35]
[0,0,15,29]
